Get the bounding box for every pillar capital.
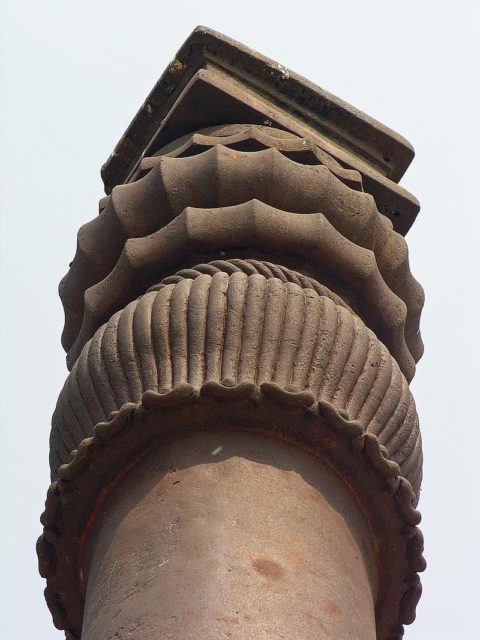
[102,26,419,236]
[39,27,425,640]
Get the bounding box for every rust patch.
[323,600,341,623]
[251,557,285,580]
[286,547,311,568]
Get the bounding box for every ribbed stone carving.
[51,271,421,495]
[60,127,423,373]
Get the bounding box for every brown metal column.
[81,431,377,640]
[38,27,425,640]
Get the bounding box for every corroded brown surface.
[38,26,425,640]
[39,383,424,640]
[81,431,378,640]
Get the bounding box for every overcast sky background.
[1,1,479,639]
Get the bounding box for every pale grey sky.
[1,1,479,638]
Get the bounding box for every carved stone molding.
[60,130,423,373]
[52,271,421,495]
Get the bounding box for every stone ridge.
[147,124,364,190]
[152,258,350,310]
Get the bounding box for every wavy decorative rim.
[65,198,418,379]
[38,381,424,640]
[60,143,423,367]
[144,123,364,190]
[150,257,350,310]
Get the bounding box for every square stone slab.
[101,26,419,234]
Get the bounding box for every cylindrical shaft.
[82,430,377,640]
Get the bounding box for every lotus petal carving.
[60,129,423,372]
[52,271,422,496]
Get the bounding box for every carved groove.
[151,258,349,310]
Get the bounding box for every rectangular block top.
[101,26,419,234]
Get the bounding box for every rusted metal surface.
[39,27,425,640]
[82,431,378,639]
[39,384,424,639]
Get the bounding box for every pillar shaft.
[82,431,377,640]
